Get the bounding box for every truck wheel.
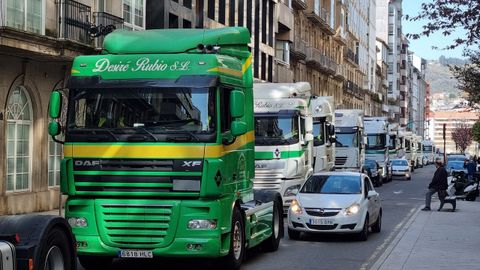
[261,199,282,252]
[37,227,73,270]
[78,255,113,270]
[221,207,245,270]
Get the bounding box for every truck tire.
[37,227,73,270]
[261,198,282,252]
[78,255,113,270]
[220,207,245,270]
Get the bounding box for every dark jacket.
[428,166,448,190]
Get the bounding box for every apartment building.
[289,0,344,103]
[431,111,479,155]
[146,0,278,82]
[375,38,390,117]
[0,0,127,214]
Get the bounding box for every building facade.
[0,0,128,215]
[431,111,479,155]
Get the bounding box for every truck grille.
[98,203,173,248]
[335,157,347,166]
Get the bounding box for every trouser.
[425,188,438,208]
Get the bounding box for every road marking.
[393,190,403,194]
[359,207,421,270]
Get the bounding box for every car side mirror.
[368,190,377,198]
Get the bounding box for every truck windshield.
[366,134,386,150]
[313,121,325,146]
[405,139,411,150]
[66,87,216,142]
[254,114,299,145]
[423,145,432,151]
[335,132,358,148]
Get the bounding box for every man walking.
[422,157,448,211]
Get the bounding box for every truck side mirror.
[49,91,62,119]
[328,124,335,136]
[48,122,61,136]
[231,121,247,136]
[304,117,313,133]
[304,133,314,142]
[230,90,245,118]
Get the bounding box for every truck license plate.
[118,250,153,258]
[310,219,334,225]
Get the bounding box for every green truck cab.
[48,27,282,269]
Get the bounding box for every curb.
[367,206,422,270]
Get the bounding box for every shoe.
[421,207,431,211]
[437,208,443,211]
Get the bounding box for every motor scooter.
[448,171,479,201]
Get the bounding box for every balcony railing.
[94,12,124,48]
[59,0,92,45]
[292,0,307,10]
[291,36,307,60]
[305,1,333,33]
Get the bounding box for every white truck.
[422,139,435,164]
[253,82,314,211]
[415,135,425,167]
[364,117,390,182]
[334,109,365,172]
[403,131,418,170]
[310,96,336,172]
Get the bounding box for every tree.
[472,121,480,143]
[450,51,480,104]
[407,0,480,49]
[451,123,473,154]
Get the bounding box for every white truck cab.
[334,109,365,172]
[403,131,418,170]
[364,117,389,181]
[253,82,314,211]
[422,139,435,164]
[310,96,336,173]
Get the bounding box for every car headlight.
[345,204,360,216]
[188,219,217,230]
[68,217,88,228]
[284,185,301,197]
[290,199,302,215]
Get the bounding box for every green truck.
[48,27,282,269]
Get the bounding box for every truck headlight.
[290,199,302,215]
[68,217,88,228]
[188,219,217,230]
[345,204,360,216]
[284,185,301,197]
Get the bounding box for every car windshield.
[67,87,216,142]
[364,160,376,169]
[447,161,465,170]
[391,160,408,166]
[300,175,362,194]
[448,155,466,161]
[254,113,299,145]
[366,134,386,150]
[335,132,358,147]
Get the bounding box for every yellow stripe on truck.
[64,131,254,159]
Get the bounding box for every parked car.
[447,154,467,162]
[422,155,429,166]
[390,159,411,180]
[446,160,467,175]
[287,172,382,241]
[364,159,382,187]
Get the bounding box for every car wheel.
[378,177,383,187]
[371,210,382,233]
[357,215,369,241]
[288,228,301,240]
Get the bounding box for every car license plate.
[309,219,334,225]
[118,250,153,258]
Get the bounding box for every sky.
[401,1,467,61]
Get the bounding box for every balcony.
[334,64,347,81]
[291,36,307,60]
[334,28,348,46]
[305,1,334,34]
[274,62,294,83]
[93,12,124,48]
[277,2,294,30]
[382,104,390,113]
[344,48,358,66]
[306,46,324,68]
[59,0,93,45]
[325,56,337,75]
[292,0,308,10]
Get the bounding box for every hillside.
[425,58,460,96]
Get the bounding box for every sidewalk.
[371,200,480,270]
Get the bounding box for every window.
[6,0,43,34]
[275,40,290,64]
[220,88,233,133]
[48,136,62,187]
[123,0,144,30]
[6,86,32,192]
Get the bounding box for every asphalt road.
[77,165,436,270]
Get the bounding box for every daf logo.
[182,161,202,167]
[255,163,267,169]
[75,160,100,166]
